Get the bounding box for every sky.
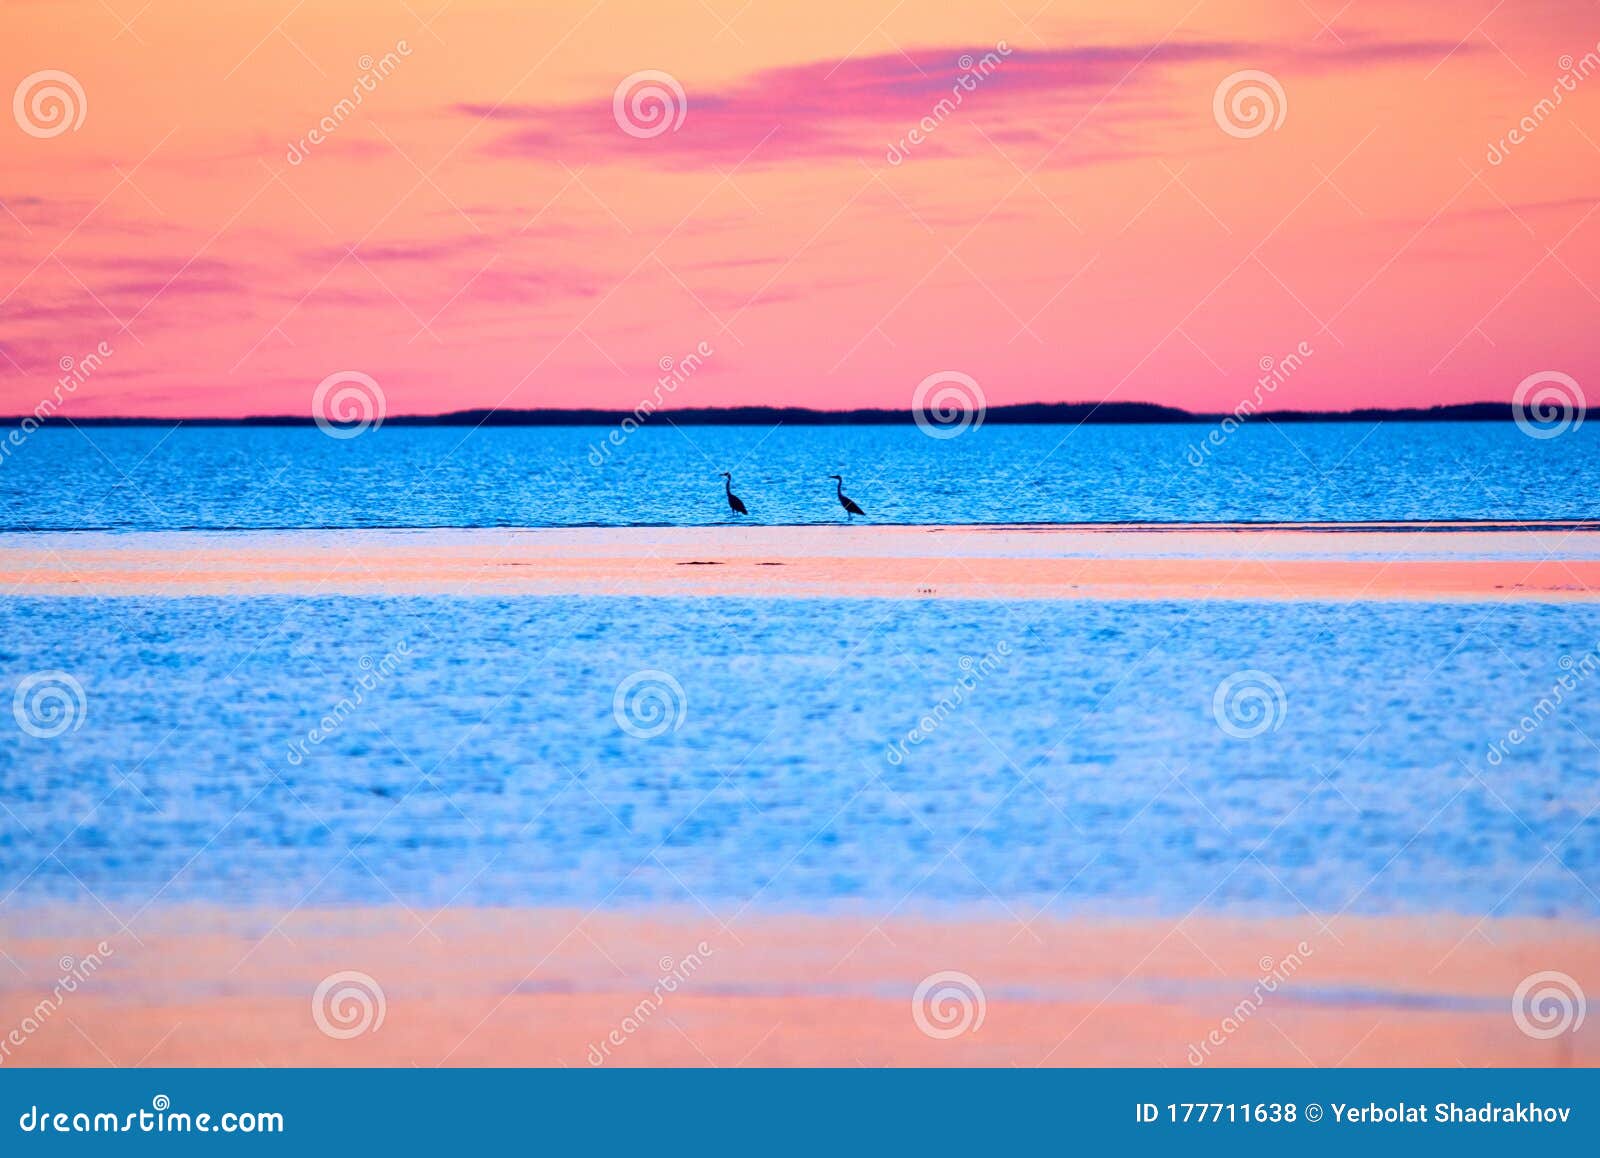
[2,0,1598,418]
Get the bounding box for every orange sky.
[2,0,1598,417]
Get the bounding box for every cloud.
[461,38,1477,169]
[311,236,501,264]
[0,339,36,377]
[74,255,247,303]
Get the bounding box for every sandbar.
[4,523,1600,600]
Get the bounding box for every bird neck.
[835,478,843,495]
[723,477,732,494]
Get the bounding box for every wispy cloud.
[462,39,1476,169]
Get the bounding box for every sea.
[2,421,1595,529]
[1,421,1597,917]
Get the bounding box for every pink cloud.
[462,39,1476,169]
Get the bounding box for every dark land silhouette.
[16,401,1546,427]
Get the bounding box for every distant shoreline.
[9,401,1544,427]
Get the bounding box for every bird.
[829,474,865,520]
[720,472,748,516]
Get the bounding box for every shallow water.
[6,422,1596,529]
[3,595,1596,916]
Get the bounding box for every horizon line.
[11,400,1551,427]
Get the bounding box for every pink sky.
[2,0,1598,418]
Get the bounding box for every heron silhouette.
[720,472,748,516]
[829,474,865,520]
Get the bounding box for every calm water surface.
[3,595,1595,916]
[5,422,1596,529]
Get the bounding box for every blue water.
[3,595,1596,916]
[4,422,1596,529]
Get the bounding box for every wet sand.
[4,524,1600,600]
[1,908,1594,1067]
